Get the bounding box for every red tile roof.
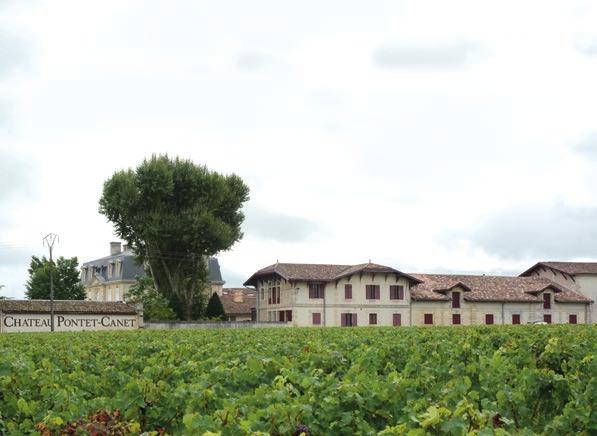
[220,288,256,315]
[520,261,597,276]
[410,274,592,303]
[0,300,138,314]
[243,262,421,286]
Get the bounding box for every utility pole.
[43,233,59,332]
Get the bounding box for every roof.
[0,300,138,314]
[520,261,597,276]
[243,262,422,286]
[219,288,256,315]
[410,274,592,303]
[82,252,145,284]
[82,252,223,284]
[207,257,224,283]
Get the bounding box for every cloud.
[0,30,27,80]
[220,268,248,287]
[450,205,597,260]
[0,150,30,202]
[244,208,322,242]
[574,132,597,159]
[575,38,597,57]
[235,52,272,72]
[373,41,484,69]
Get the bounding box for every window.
[485,314,494,325]
[543,293,551,309]
[390,285,404,300]
[452,314,461,325]
[341,313,357,327]
[312,313,321,325]
[285,310,292,322]
[424,313,433,325]
[512,314,521,325]
[369,313,377,325]
[569,314,577,324]
[344,284,352,299]
[365,285,380,300]
[543,314,552,324]
[392,313,402,326]
[279,311,285,322]
[269,286,281,304]
[452,291,460,308]
[309,283,325,299]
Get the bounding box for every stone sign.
[0,300,142,333]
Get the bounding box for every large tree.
[99,155,249,320]
[25,256,86,300]
[125,276,177,321]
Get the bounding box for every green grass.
[0,325,595,435]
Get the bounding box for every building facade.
[244,262,593,327]
[520,262,597,324]
[81,242,225,302]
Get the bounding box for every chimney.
[122,244,129,253]
[110,242,122,255]
[233,289,244,303]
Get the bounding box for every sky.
[1,0,597,298]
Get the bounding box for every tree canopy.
[25,256,86,300]
[99,155,249,320]
[205,292,225,320]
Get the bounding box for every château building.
[81,242,225,302]
[244,261,593,327]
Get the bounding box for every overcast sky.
[1,0,597,297]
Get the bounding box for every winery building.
[244,261,593,327]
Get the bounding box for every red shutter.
[512,314,521,325]
[452,292,460,308]
[279,311,285,322]
[485,314,494,325]
[543,293,551,309]
[375,285,380,300]
[352,313,358,326]
[308,284,314,299]
[286,310,292,322]
[452,314,461,325]
[398,286,404,300]
[424,314,433,325]
[365,285,370,299]
[569,314,577,324]
[321,283,326,299]
[393,313,401,326]
[345,284,352,299]
[313,313,321,325]
[341,313,346,327]
[544,314,552,324]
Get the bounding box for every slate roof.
[409,274,592,303]
[82,252,223,284]
[520,261,597,276]
[220,288,256,315]
[243,262,421,286]
[0,300,138,314]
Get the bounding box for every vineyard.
[0,325,595,435]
